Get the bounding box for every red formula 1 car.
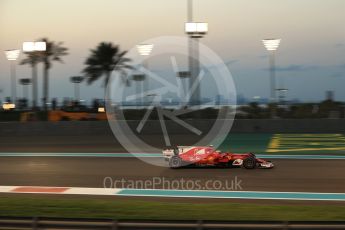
[162,146,274,169]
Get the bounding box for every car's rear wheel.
[169,156,182,169]
[243,157,256,169]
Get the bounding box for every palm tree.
[40,38,68,110]
[83,42,132,99]
[20,52,41,109]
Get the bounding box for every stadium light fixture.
[262,39,281,51]
[5,49,20,61]
[185,22,208,37]
[137,44,154,56]
[22,41,46,52]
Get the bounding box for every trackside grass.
[0,196,344,220]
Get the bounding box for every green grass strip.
[0,196,344,220]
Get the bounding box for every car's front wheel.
[243,157,256,169]
[169,156,182,169]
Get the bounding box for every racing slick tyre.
[243,157,256,169]
[169,156,182,169]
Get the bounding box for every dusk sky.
[0,0,344,104]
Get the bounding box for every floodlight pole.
[32,66,38,109]
[5,50,20,104]
[10,61,16,104]
[137,76,144,106]
[190,37,200,105]
[269,50,276,102]
[188,0,193,21]
[143,59,149,105]
[136,44,153,106]
[188,0,193,78]
[262,39,281,118]
[177,71,190,106]
[186,1,207,106]
[23,41,46,109]
[263,39,281,103]
[187,0,198,106]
